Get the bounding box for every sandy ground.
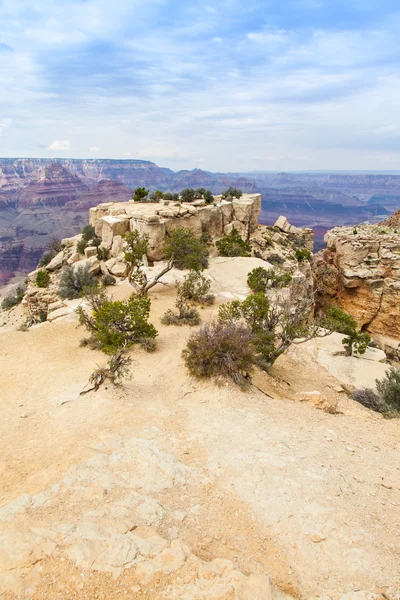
[0,272,399,600]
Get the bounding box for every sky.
[1,0,400,172]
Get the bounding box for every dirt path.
[0,284,399,599]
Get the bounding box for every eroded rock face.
[314,224,400,343]
[89,194,262,261]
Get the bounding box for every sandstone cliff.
[314,224,400,354]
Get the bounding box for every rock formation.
[17,163,89,208]
[89,194,262,261]
[380,207,400,228]
[314,223,400,357]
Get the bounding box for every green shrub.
[352,369,400,417]
[182,321,254,387]
[162,279,202,326]
[203,190,214,204]
[102,274,116,286]
[97,246,110,260]
[290,235,306,249]
[179,270,214,305]
[38,251,55,267]
[375,368,400,416]
[221,187,242,199]
[36,269,50,288]
[180,188,196,203]
[1,285,25,310]
[162,305,201,326]
[77,239,88,255]
[59,264,97,300]
[267,253,285,266]
[93,294,158,354]
[132,187,149,202]
[81,225,96,241]
[215,228,251,257]
[295,248,312,262]
[322,307,370,356]
[164,228,209,270]
[90,236,101,247]
[351,388,381,412]
[218,292,319,369]
[247,266,292,293]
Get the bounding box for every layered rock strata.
[314,224,400,355]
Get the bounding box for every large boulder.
[101,215,130,248]
[274,216,291,233]
[46,251,65,271]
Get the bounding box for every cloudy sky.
[1,0,400,171]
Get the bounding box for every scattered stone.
[46,251,64,271]
[84,246,97,258]
[47,307,71,322]
[310,533,326,543]
[274,216,291,233]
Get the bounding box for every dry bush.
[182,321,255,387]
[80,351,132,394]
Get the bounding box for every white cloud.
[48,140,71,150]
[0,119,11,137]
[89,145,100,152]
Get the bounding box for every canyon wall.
[314,224,400,354]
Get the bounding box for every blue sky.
[1,0,400,171]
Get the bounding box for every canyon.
[1,158,398,284]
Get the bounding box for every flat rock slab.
[47,307,72,322]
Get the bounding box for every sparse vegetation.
[180,188,196,203]
[96,246,110,261]
[247,266,292,293]
[178,270,214,305]
[38,238,62,267]
[267,253,285,266]
[1,285,25,310]
[102,274,116,286]
[352,369,400,417]
[164,228,209,270]
[38,252,55,267]
[162,297,201,327]
[124,230,173,294]
[133,187,149,202]
[216,228,251,257]
[76,225,100,254]
[80,351,133,394]
[322,307,371,356]
[77,288,158,354]
[182,321,255,387]
[36,269,50,288]
[59,264,97,300]
[295,248,312,262]
[221,187,243,200]
[218,292,326,370]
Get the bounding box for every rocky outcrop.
[314,224,400,353]
[380,207,400,228]
[89,194,262,261]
